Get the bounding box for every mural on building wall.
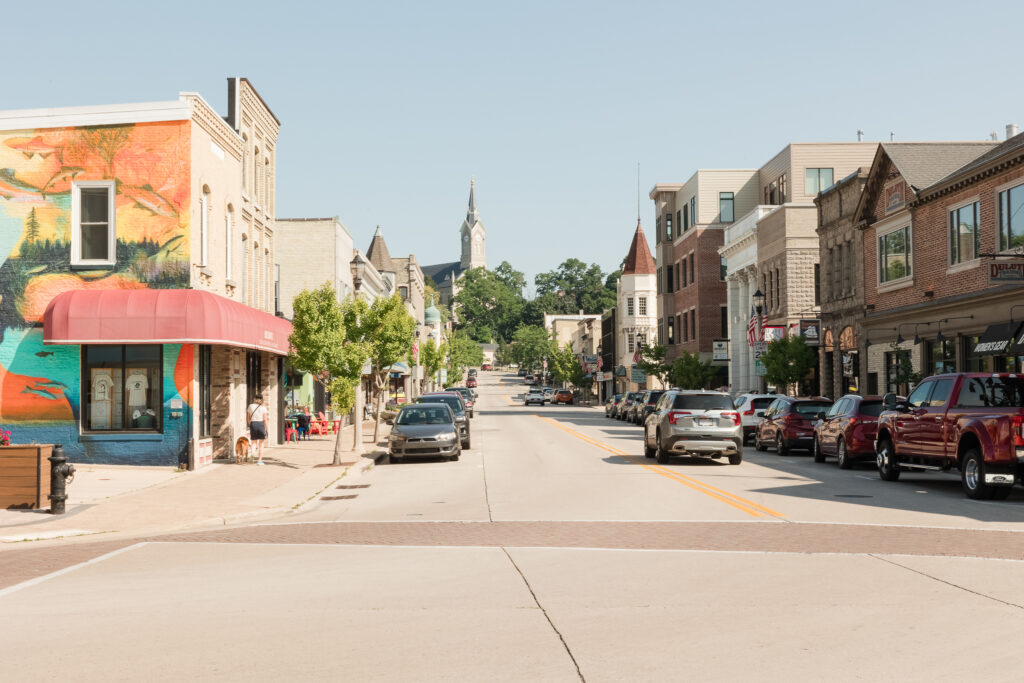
[0,122,192,464]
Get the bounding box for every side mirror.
[882,393,897,411]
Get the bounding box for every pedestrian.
[297,406,311,440]
[247,393,269,466]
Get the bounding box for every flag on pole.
[633,340,643,364]
[746,306,757,347]
[761,312,768,341]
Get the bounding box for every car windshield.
[627,392,644,400]
[418,396,464,414]
[857,401,885,417]
[645,391,664,405]
[957,376,1024,408]
[793,402,832,416]
[672,394,734,411]
[396,406,452,425]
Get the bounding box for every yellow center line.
[534,415,785,519]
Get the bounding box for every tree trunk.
[351,380,363,456]
[372,374,384,443]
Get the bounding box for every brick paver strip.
[2,521,1021,591]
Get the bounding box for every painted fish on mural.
[152,234,185,260]
[5,136,57,159]
[33,379,68,390]
[120,184,177,217]
[40,166,85,197]
[34,350,55,357]
[21,385,57,400]
[0,169,43,202]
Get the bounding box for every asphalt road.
[3,372,1023,681]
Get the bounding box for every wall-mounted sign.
[631,367,647,383]
[762,326,785,342]
[799,319,821,346]
[884,178,906,214]
[989,260,1024,284]
[712,340,729,361]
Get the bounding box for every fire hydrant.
[48,444,75,515]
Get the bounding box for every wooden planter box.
[0,445,52,510]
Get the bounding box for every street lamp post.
[752,288,765,392]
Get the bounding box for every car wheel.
[776,433,788,456]
[728,452,743,465]
[644,431,656,459]
[961,448,1001,500]
[876,437,900,481]
[462,437,471,450]
[450,448,461,462]
[812,438,825,463]
[754,432,767,452]
[655,431,670,464]
[836,438,852,470]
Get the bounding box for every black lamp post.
[752,288,765,391]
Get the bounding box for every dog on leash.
[235,436,251,464]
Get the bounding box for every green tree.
[888,343,921,395]
[356,294,417,441]
[289,284,371,463]
[668,351,718,390]
[636,343,670,386]
[447,329,484,379]
[493,260,527,298]
[533,258,617,315]
[548,344,579,386]
[420,338,447,390]
[761,335,818,394]
[24,208,40,244]
[453,267,523,343]
[510,325,555,372]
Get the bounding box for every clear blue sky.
[5,1,1024,294]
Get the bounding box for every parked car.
[541,387,555,403]
[517,368,527,377]
[553,389,574,404]
[388,402,461,463]
[468,368,477,376]
[481,363,493,371]
[618,392,645,421]
[643,390,743,465]
[628,390,665,424]
[875,373,1024,499]
[444,386,475,418]
[605,393,623,417]
[525,389,546,406]
[416,392,471,449]
[524,374,536,385]
[467,376,478,388]
[812,394,888,468]
[754,397,833,455]
[733,393,777,442]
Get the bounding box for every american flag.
[761,312,768,341]
[633,340,643,364]
[747,307,757,346]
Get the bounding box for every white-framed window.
[627,297,635,316]
[879,224,912,284]
[199,187,210,267]
[998,181,1024,251]
[241,134,249,196]
[949,200,980,265]
[639,297,647,316]
[71,181,116,267]
[627,332,635,353]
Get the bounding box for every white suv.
[733,393,777,442]
[525,390,546,406]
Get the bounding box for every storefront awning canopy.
[972,322,1024,356]
[43,289,292,355]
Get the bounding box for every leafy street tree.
[548,344,579,386]
[887,343,921,395]
[419,338,447,391]
[289,284,370,464]
[533,258,618,315]
[354,294,417,441]
[510,325,555,372]
[453,267,523,343]
[761,335,818,394]
[447,329,484,379]
[668,351,718,390]
[493,261,527,298]
[636,344,670,386]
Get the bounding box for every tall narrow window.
[199,187,209,267]
[253,241,260,308]
[254,146,261,205]
[690,197,696,225]
[241,134,249,195]
[639,297,647,316]
[241,234,249,304]
[627,332,635,353]
[681,258,687,287]
[949,201,980,265]
[879,226,912,283]
[675,209,681,233]
[775,268,781,308]
[71,182,116,266]
[627,297,635,316]
[225,206,233,281]
[683,312,689,342]
[264,157,271,213]
[814,263,820,305]
[198,345,211,438]
[720,306,728,337]
[689,253,695,285]
[720,256,727,280]
[676,314,681,343]
[665,213,673,240]
[1000,183,1024,251]
[667,317,675,344]
[265,247,271,312]
[683,204,689,231]
[690,308,696,339]
[719,192,735,222]
[666,265,674,292]
[274,263,281,314]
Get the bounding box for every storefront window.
[198,345,212,438]
[83,345,162,432]
[926,339,956,375]
[962,335,985,372]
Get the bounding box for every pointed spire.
[366,224,391,266]
[373,225,383,238]
[622,218,655,275]
[467,180,477,221]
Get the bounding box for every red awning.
[43,289,292,355]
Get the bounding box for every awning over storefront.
[42,289,292,355]
[972,322,1024,356]
[1007,326,1024,356]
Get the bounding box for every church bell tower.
[460,180,486,271]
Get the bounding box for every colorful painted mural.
[0,121,192,464]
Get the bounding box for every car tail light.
[848,417,858,427]
[722,411,741,426]
[667,411,691,424]
[743,406,754,415]
[1012,415,1024,447]
[781,413,797,423]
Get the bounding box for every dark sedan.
[813,395,888,468]
[388,403,461,463]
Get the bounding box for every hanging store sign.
[799,319,821,346]
[989,260,1024,284]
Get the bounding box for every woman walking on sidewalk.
[247,393,269,466]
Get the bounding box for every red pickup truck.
[875,373,1024,499]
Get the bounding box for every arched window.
[253,241,261,308]
[241,134,249,195]
[253,145,261,206]
[241,233,249,305]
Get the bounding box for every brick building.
[859,136,1021,393]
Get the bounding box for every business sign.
[586,363,598,372]
[631,367,647,383]
[595,371,611,382]
[616,365,627,377]
[989,260,1024,283]
[762,326,785,342]
[582,354,599,364]
[799,319,821,346]
[712,340,729,362]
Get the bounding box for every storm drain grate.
[320,494,358,501]
[833,494,873,498]
[336,484,370,489]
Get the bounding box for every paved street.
[3,372,1024,681]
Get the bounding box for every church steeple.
[467,179,477,222]
[460,180,486,271]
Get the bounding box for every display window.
[82,345,163,432]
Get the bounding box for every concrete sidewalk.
[0,419,389,545]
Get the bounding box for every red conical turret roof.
[622,219,655,275]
